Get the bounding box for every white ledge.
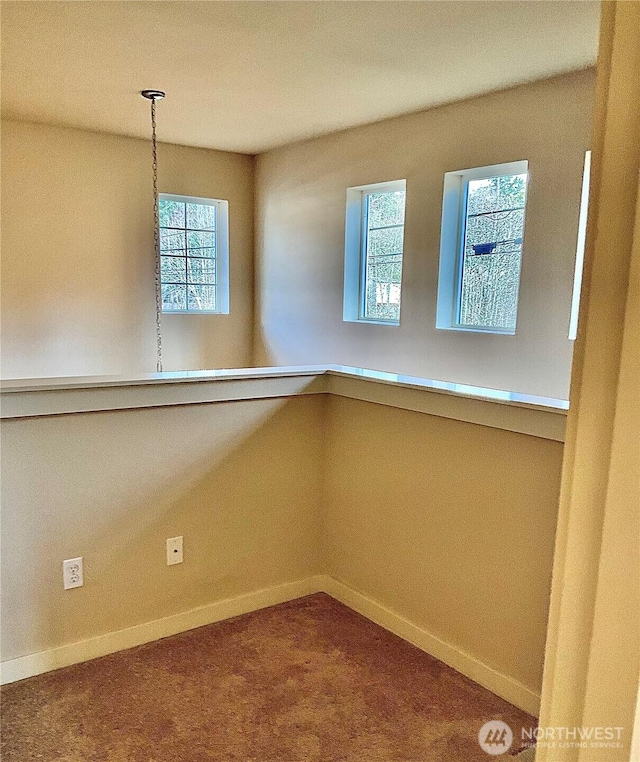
[0,365,330,393]
[0,365,568,441]
[325,366,569,413]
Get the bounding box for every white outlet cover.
[166,536,183,565]
[63,557,84,589]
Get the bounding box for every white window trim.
[159,193,230,315]
[435,161,529,335]
[343,179,406,326]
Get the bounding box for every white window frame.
[435,161,529,335]
[159,193,230,315]
[343,179,406,326]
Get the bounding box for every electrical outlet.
[166,536,183,565]
[63,557,83,589]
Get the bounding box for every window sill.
[436,324,516,336]
[162,310,228,316]
[343,318,400,327]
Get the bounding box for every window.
[568,150,591,340]
[343,180,406,325]
[436,161,529,334]
[159,194,229,314]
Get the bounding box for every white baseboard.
[0,575,324,686]
[318,575,541,717]
[1,573,540,717]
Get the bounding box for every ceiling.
[1,1,600,155]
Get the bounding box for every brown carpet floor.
[1,593,534,761]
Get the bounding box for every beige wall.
[255,71,595,399]
[1,388,563,703]
[323,396,563,696]
[0,395,323,660]
[0,119,254,378]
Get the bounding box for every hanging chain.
[150,96,163,373]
